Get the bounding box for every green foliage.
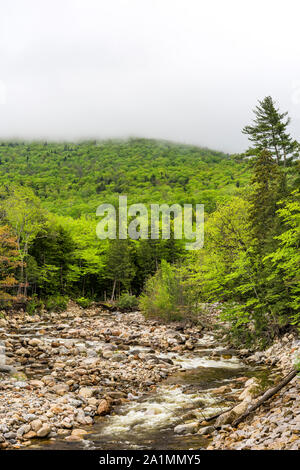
[0,139,248,217]
[139,260,194,322]
[265,190,300,325]
[76,297,93,308]
[0,126,298,340]
[174,145,299,344]
[105,239,136,300]
[117,292,139,311]
[26,294,44,315]
[44,295,69,312]
[0,138,247,306]
[242,96,299,166]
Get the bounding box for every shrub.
[76,297,93,308]
[117,293,139,311]
[139,260,191,322]
[26,294,44,315]
[45,295,68,312]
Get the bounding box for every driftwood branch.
[232,368,298,427]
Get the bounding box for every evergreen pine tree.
[249,150,285,248]
[243,96,299,166]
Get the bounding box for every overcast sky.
[1,0,300,152]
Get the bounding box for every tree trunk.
[111,279,116,301]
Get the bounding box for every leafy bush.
[45,295,68,312]
[139,260,193,322]
[26,295,44,315]
[76,297,93,308]
[117,293,138,311]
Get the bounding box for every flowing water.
[26,332,271,450]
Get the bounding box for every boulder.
[15,347,30,357]
[215,409,236,427]
[71,428,88,438]
[232,400,250,416]
[0,365,16,374]
[78,387,94,399]
[197,425,215,435]
[96,399,111,416]
[52,383,69,396]
[31,419,43,432]
[36,423,51,438]
[28,338,43,347]
[174,422,199,434]
[30,379,44,388]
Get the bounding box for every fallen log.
[232,368,298,427]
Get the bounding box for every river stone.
[96,399,111,416]
[31,419,43,432]
[215,410,236,427]
[30,379,44,388]
[14,380,28,388]
[174,422,200,434]
[71,428,88,438]
[78,387,94,398]
[65,435,81,441]
[28,338,43,347]
[0,318,8,327]
[111,353,127,362]
[23,431,37,439]
[36,424,51,437]
[211,385,231,395]
[0,365,16,374]
[17,424,31,437]
[102,350,113,359]
[52,383,69,395]
[232,401,249,416]
[15,347,30,357]
[198,425,215,435]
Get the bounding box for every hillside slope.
[0,138,248,217]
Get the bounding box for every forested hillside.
[140,98,300,346]
[0,138,247,311]
[0,98,299,348]
[0,139,247,216]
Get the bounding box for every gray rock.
[174,422,199,434]
[198,425,215,435]
[0,364,16,374]
[36,423,51,437]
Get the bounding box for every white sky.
[1,0,300,152]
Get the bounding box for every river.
[22,330,271,451]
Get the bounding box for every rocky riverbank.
[0,304,204,449]
[0,303,299,450]
[208,334,300,450]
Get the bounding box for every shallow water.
[29,335,271,450]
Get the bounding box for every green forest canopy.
[0,138,248,216]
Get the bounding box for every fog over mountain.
[1,0,300,152]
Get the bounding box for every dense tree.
[248,150,286,247]
[105,239,136,300]
[242,96,299,166]
[28,219,75,297]
[1,187,46,296]
[0,225,21,306]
